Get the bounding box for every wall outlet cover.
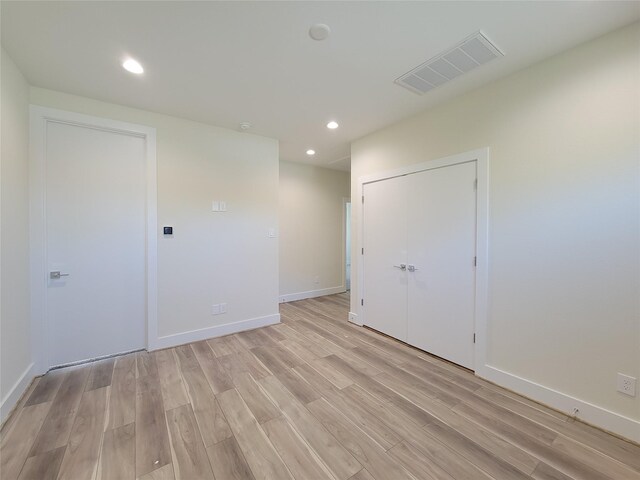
[617,373,637,397]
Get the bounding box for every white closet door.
[407,161,477,369]
[362,176,408,341]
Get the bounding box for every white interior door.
[45,120,147,367]
[362,176,408,341]
[407,162,477,369]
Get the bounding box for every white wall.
[30,88,280,347]
[1,48,33,418]
[279,161,350,302]
[351,23,640,438]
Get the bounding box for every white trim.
[358,147,488,185]
[356,147,489,372]
[29,106,158,372]
[342,197,351,292]
[280,286,346,304]
[477,364,640,443]
[151,314,281,350]
[348,312,362,326]
[1,362,35,423]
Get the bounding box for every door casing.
[29,106,158,374]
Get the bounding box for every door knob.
[393,264,407,271]
[407,264,419,272]
[50,271,70,279]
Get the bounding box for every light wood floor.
[2,294,639,480]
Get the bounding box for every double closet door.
[362,161,477,369]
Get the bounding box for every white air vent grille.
[396,32,503,95]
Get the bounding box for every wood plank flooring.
[1,293,639,480]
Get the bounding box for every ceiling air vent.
[396,32,503,95]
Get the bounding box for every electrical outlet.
[617,373,637,397]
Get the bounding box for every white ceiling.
[2,2,638,171]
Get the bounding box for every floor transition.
[1,293,639,480]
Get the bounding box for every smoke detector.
[309,24,331,41]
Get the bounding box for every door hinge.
[361,299,364,306]
[361,247,364,255]
[473,333,476,343]
[474,256,477,267]
[362,195,365,203]
[474,179,478,190]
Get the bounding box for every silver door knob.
[407,264,419,272]
[50,271,70,279]
[393,264,407,271]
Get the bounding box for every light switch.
[212,200,227,212]
[268,228,276,238]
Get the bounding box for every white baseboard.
[150,313,281,351]
[1,362,36,424]
[279,286,346,303]
[477,364,640,443]
[348,311,362,326]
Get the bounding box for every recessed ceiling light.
[309,24,331,41]
[306,149,316,156]
[326,121,339,129]
[122,58,144,74]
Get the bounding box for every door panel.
[362,177,408,341]
[46,121,146,366]
[407,162,477,369]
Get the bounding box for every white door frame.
[357,147,489,371]
[29,106,158,374]
[342,196,351,293]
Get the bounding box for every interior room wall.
[279,160,350,302]
[350,23,639,438]
[30,87,280,348]
[1,48,33,419]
